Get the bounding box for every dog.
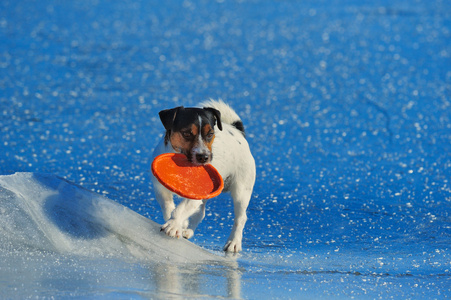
[151,99,256,252]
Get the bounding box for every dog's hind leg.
[223,187,253,252]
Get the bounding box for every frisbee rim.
[151,153,224,200]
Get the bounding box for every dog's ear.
[159,106,183,130]
[204,107,222,131]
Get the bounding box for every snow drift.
[0,172,221,262]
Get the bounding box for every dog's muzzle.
[195,153,210,164]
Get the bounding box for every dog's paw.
[161,220,184,238]
[182,229,194,239]
[223,239,242,253]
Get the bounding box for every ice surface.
[1,0,450,298]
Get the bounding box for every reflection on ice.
[0,172,242,298]
[0,251,243,299]
[149,260,242,299]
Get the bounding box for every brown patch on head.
[202,124,215,152]
[191,124,199,136]
[169,124,199,154]
[202,124,211,135]
[169,132,189,154]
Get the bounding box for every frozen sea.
[1,0,450,298]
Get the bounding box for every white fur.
[151,100,256,252]
[199,99,241,125]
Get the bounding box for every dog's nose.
[196,153,210,163]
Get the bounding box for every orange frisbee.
[151,153,224,200]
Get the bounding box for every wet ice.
[1,0,450,298]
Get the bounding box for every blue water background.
[1,0,450,298]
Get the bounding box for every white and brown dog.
[151,99,256,252]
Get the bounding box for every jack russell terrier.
[151,99,256,252]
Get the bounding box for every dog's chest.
[222,175,232,192]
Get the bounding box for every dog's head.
[159,106,222,165]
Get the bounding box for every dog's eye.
[182,131,193,139]
[206,132,214,139]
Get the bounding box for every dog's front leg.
[161,199,203,239]
[152,179,176,221]
[224,188,252,252]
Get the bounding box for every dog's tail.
[200,99,245,136]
